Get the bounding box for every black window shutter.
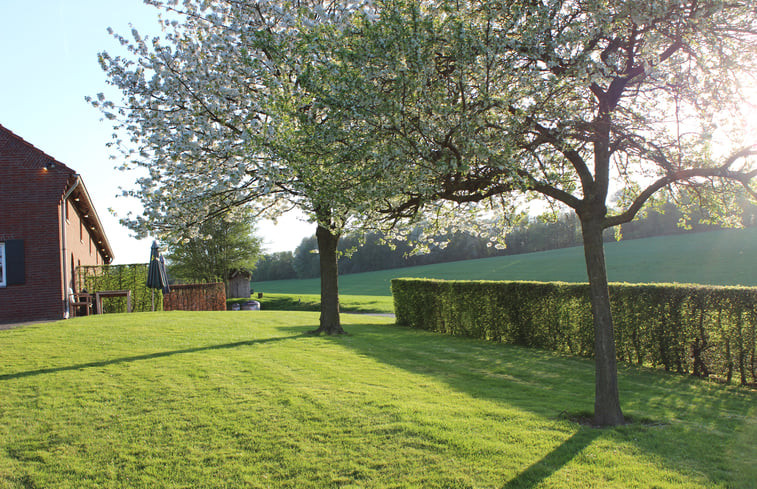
[5,240,25,285]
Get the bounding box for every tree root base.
[558,410,666,428]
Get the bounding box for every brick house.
[0,124,114,324]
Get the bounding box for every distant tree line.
[252,198,757,282]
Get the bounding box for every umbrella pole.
[152,289,155,312]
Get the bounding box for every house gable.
[0,124,115,324]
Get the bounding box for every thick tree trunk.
[313,222,345,335]
[580,216,625,426]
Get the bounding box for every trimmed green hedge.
[391,278,757,385]
[77,264,162,313]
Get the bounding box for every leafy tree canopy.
[92,0,398,238]
[165,209,262,285]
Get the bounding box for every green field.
[1,312,754,488]
[252,228,757,296]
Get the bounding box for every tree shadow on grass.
[308,321,755,488]
[0,334,307,381]
[501,429,602,489]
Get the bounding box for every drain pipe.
[61,174,81,319]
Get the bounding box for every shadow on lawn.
[501,429,602,489]
[310,321,755,488]
[0,334,307,381]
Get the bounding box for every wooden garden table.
[94,290,132,314]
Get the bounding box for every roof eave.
[67,176,115,263]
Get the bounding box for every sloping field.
[1,312,754,488]
[253,228,757,296]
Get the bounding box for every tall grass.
[1,312,754,488]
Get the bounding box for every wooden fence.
[163,282,226,311]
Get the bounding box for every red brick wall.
[163,283,227,311]
[0,126,108,324]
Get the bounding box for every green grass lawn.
[251,228,757,296]
[1,312,754,488]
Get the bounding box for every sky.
[0,0,314,265]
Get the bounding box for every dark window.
[3,240,25,286]
[0,242,5,287]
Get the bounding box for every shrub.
[391,278,757,385]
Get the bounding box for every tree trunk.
[313,222,345,335]
[580,216,625,426]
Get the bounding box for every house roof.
[0,124,115,263]
[229,269,253,279]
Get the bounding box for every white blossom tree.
[91,0,395,334]
[315,0,757,425]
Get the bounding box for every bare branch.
[605,147,757,228]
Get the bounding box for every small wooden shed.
[227,269,253,299]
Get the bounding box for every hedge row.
[391,278,757,385]
[77,264,163,313]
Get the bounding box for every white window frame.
[0,242,6,287]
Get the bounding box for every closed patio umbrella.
[146,241,170,311]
